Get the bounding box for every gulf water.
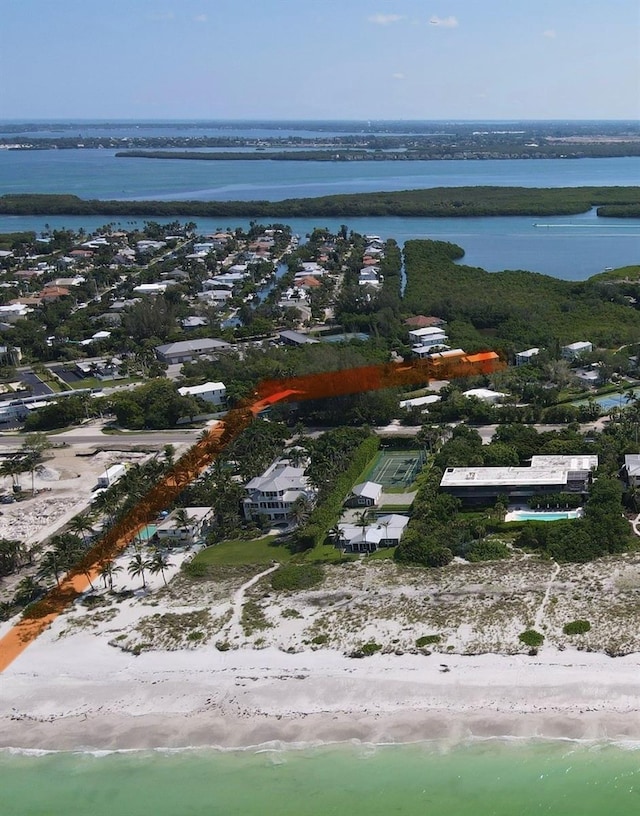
[3,740,640,815]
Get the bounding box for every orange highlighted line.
[0,352,504,672]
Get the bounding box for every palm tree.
[149,548,172,587]
[289,496,312,528]
[67,512,96,548]
[128,552,151,589]
[172,508,194,543]
[37,549,62,588]
[0,455,28,494]
[99,559,122,591]
[356,510,372,554]
[81,564,96,592]
[328,524,344,549]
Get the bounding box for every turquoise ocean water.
[3,741,640,816]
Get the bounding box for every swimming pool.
[508,510,582,522]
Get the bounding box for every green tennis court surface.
[361,450,425,488]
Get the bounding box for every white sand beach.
[3,555,640,751]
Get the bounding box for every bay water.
[0,147,638,280]
[3,740,640,816]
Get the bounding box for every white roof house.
[338,514,409,553]
[562,341,593,359]
[515,347,540,366]
[399,394,442,410]
[242,460,316,524]
[462,388,507,403]
[409,327,448,342]
[178,381,226,405]
[155,338,232,364]
[0,303,31,323]
[624,454,640,485]
[345,481,383,507]
[132,282,168,295]
[155,507,212,544]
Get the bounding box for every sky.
[1,0,639,121]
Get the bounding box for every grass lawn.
[191,535,292,566]
[368,547,396,560]
[296,543,352,563]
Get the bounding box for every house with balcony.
[242,459,316,524]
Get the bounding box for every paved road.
[0,427,201,450]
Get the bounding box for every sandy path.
[534,561,560,630]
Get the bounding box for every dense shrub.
[271,564,324,592]
[563,620,591,635]
[518,629,544,650]
[466,539,511,562]
[416,635,441,647]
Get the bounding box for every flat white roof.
[178,381,225,396]
[408,327,448,338]
[529,455,598,471]
[463,388,506,400]
[399,394,441,408]
[441,467,569,488]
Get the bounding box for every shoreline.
[4,640,640,752]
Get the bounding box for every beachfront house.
[337,514,409,554]
[155,507,212,545]
[242,459,316,524]
[440,455,598,505]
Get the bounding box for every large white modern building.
[440,455,598,503]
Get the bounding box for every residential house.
[515,347,540,366]
[242,460,316,524]
[344,481,383,508]
[399,394,442,410]
[278,330,319,346]
[338,514,409,554]
[155,338,232,364]
[462,388,507,404]
[75,357,122,380]
[623,455,640,487]
[155,507,212,545]
[562,341,593,360]
[178,381,227,406]
[181,316,208,330]
[0,304,32,323]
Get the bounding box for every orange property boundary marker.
[0,352,504,672]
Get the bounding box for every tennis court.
[361,450,425,488]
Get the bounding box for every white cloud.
[368,14,404,25]
[543,29,557,38]
[392,72,405,80]
[194,14,208,23]
[429,15,458,28]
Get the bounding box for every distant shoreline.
[1,186,640,218]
